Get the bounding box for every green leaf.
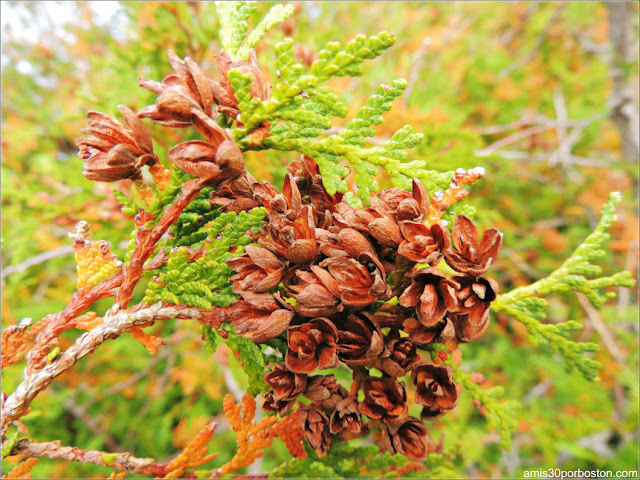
[340,79,407,146]
[46,345,61,363]
[112,189,138,216]
[216,1,257,57]
[143,207,266,307]
[233,31,395,147]
[239,4,295,59]
[1,425,20,458]
[221,325,269,397]
[202,325,219,353]
[311,32,396,82]
[493,192,636,381]
[102,452,119,465]
[450,363,520,450]
[274,38,298,82]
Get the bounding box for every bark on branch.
[8,438,166,476]
[1,303,203,436]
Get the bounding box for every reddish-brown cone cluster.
[78,49,273,189]
[74,47,503,463]
[222,157,503,460]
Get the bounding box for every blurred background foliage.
[1,1,638,478]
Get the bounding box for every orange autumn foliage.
[218,394,277,477]
[1,458,38,479]
[74,311,100,331]
[163,422,218,479]
[1,319,49,369]
[269,410,307,460]
[129,325,164,355]
[107,471,127,479]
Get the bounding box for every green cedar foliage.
[143,207,267,310]
[203,324,269,397]
[450,364,520,450]
[492,192,636,381]
[215,3,454,203]
[269,441,456,479]
[216,2,295,60]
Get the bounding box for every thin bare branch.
[477,148,610,168]
[1,246,74,279]
[62,398,122,453]
[8,438,162,476]
[1,303,203,435]
[403,37,431,105]
[475,119,591,157]
[476,114,550,135]
[2,240,130,280]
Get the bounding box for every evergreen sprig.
[216,1,294,60]
[112,189,138,216]
[215,2,455,202]
[270,441,455,479]
[226,28,457,202]
[143,207,267,309]
[450,363,520,450]
[238,4,295,60]
[122,171,194,263]
[492,192,635,381]
[167,188,219,248]
[215,1,257,58]
[203,324,269,397]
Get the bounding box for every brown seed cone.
[209,172,259,213]
[368,215,404,248]
[287,248,390,317]
[77,106,157,182]
[303,374,348,412]
[167,136,245,186]
[384,415,439,461]
[398,268,459,327]
[299,404,332,457]
[334,312,384,367]
[253,181,287,213]
[262,390,296,416]
[259,206,318,265]
[336,228,376,259]
[333,202,377,232]
[227,245,285,293]
[377,178,430,223]
[398,221,450,265]
[287,156,342,214]
[264,364,307,401]
[449,311,491,343]
[317,254,390,308]
[412,364,461,420]
[403,317,456,345]
[138,50,214,127]
[282,172,304,217]
[359,376,408,421]
[375,333,422,377]
[329,396,365,439]
[285,318,339,374]
[228,292,294,343]
[449,274,498,343]
[444,214,503,276]
[287,268,343,317]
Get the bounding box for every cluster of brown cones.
[76,49,268,188]
[76,49,503,462]
[219,156,503,460]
